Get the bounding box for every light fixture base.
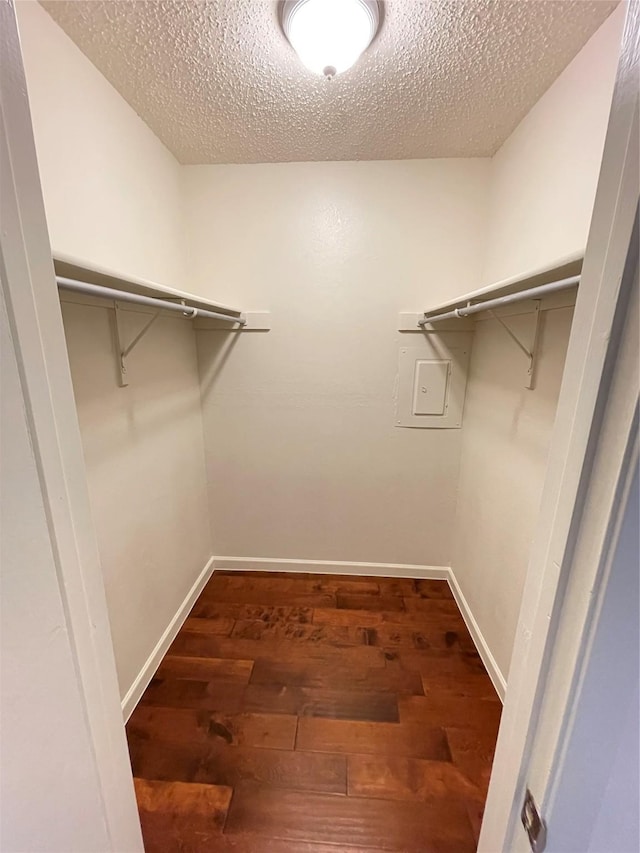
[281,0,381,77]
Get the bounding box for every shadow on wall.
[467,309,573,457]
[198,330,269,398]
[61,305,206,458]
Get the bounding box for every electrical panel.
[396,340,471,429]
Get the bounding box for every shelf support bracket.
[112,301,161,387]
[488,300,541,389]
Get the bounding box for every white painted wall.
[451,305,574,679]
[451,7,624,683]
[185,160,489,565]
[483,5,624,285]
[17,0,212,701]
[59,299,212,697]
[16,0,185,287]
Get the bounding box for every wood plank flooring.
[126,571,501,852]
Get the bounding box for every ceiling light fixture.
[282,0,381,78]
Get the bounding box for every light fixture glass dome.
[282,0,380,78]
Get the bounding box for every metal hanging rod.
[418,274,580,325]
[56,276,247,325]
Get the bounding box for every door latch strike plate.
[521,788,547,852]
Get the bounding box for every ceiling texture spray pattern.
[40,0,617,164]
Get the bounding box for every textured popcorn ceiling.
[40,0,618,164]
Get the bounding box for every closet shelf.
[418,252,582,326]
[53,252,243,320]
[406,252,582,391]
[53,252,271,388]
[56,275,246,325]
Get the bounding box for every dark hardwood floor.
[126,571,501,852]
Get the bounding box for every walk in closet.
[3,1,636,851]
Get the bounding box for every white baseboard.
[121,556,215,721]
[446,570,507,702]
[132,555,506,711]
[212,555,450,580]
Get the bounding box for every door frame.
[479,2,639,849]
[2,0,637,849]
[1,1,143,848]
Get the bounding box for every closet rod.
[418,274,580,325]
[56,276,247,325]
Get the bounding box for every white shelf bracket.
[488,300,541,389]
[112,301,161,387]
